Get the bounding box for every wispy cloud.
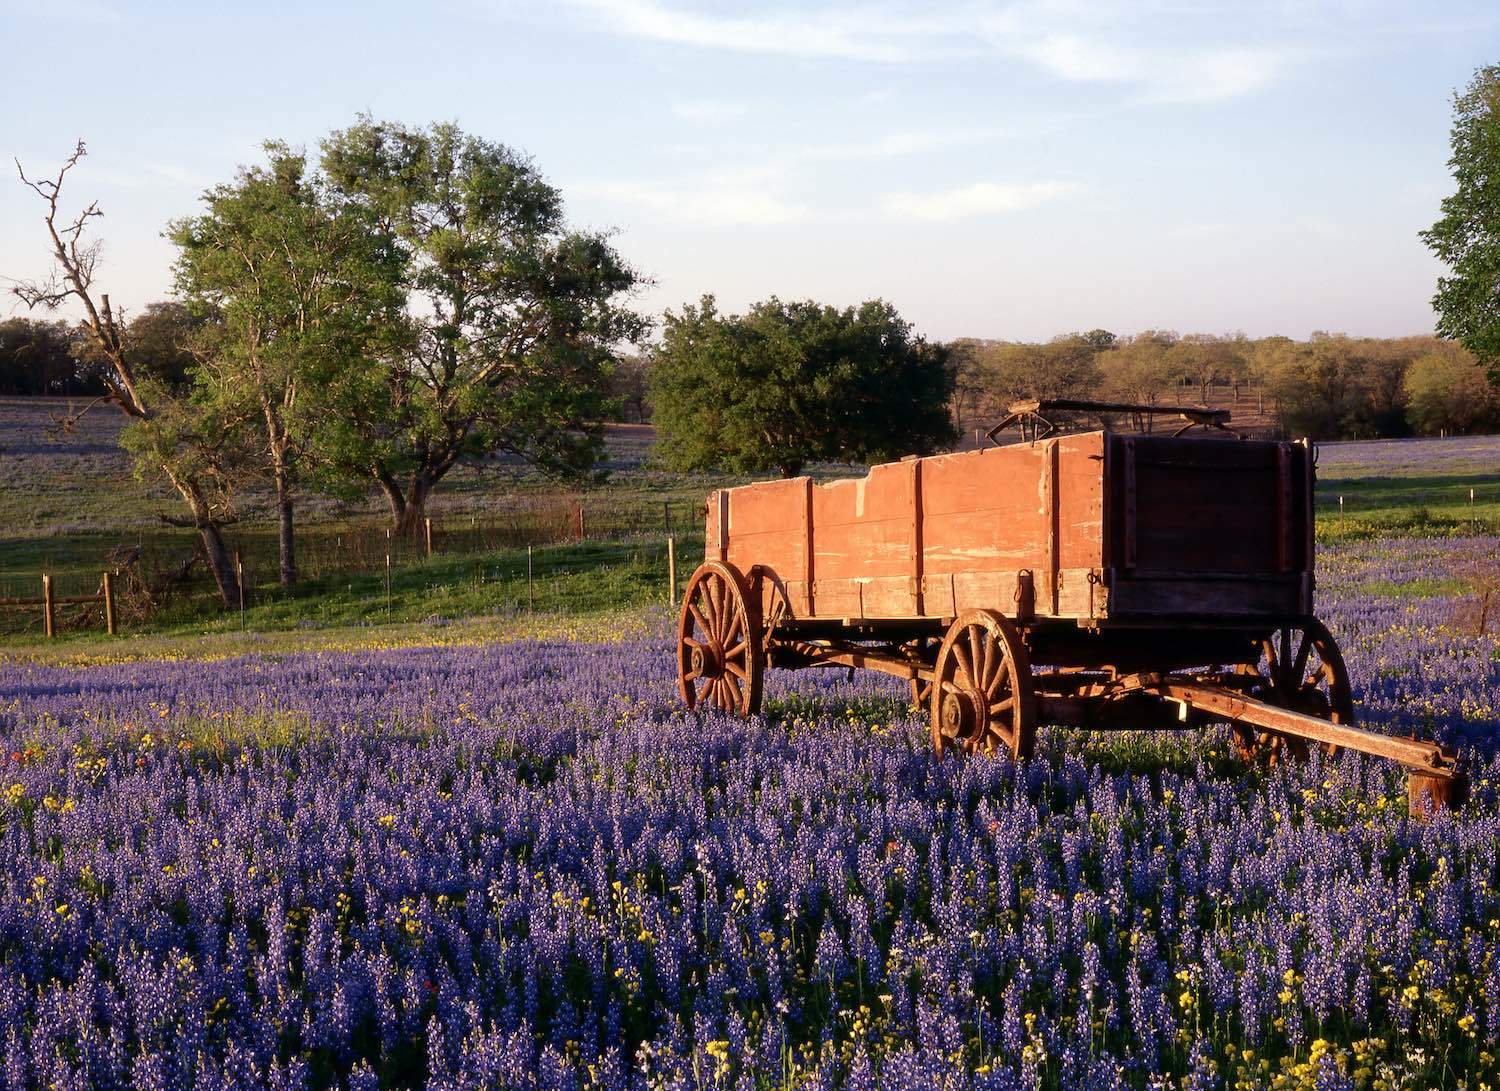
[561,0,1307,104]
[574,178,809,227]
[1018,34,1285,104]
[565,0,952,62]
[671,99,752,125]
[882,180,1082,222]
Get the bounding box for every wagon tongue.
[1153,678,1465,818]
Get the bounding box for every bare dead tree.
[11,141,242,606]
[1451,547,1499,637]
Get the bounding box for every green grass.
[0,535,699,652]
[1314,473,1499,541]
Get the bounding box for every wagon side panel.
[919,444,1049,617]
[722,478,814,617]
[810,461,918,618]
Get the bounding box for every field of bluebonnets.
[0,531,1498,1089]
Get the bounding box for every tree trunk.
[276,477,296,590]
[197,521,240,609]
[374,471,406,527]
[395,474,433,537]
[164,472,239,608]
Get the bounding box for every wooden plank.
[716,490,729,562]
[1056,433,1106,571]
[1301,440,1315,610]
[1275,445,1293,572]
[910,458,924,615]
[1122,438,1137,570]
[1045,439,1060,615]
[1108,575,1303,617]
[805,478,815,616]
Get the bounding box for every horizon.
[3,1,1499,344]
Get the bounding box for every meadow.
[0,535,1496,1090]
[1,403,1498,1087]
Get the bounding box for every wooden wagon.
[673,400,1465,814]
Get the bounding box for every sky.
[2,0,1498,344]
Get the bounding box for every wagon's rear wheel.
[676,561,763,716]
[1231,618,1353,763]
[930,610,1036,760]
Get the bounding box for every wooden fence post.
[575,503,585,540]
[424,517,434,558]
[663,501,671,536]
[667,536,677,607]
[42,574,54,639]
[236,552,245,628]
[102,571,116,636]
[527,545,534,613]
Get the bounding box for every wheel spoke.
[723,640,746,662]
[990,696,1014,716]
[704,580,723,637]
[953,641,975,689]
[985,660,1009,699]
[724,673,744,710]
[1291,629,1313,692]
[689,603,711,641]
[724,606,744,646]
[968,626,985,688]
[724,660,748,681]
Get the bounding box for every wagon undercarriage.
[676,560,1465,818]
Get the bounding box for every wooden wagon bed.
[706,431,1313,627]
[674,401,1465,815]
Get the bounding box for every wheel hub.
[690,641,723,679]
[940,687,983,741]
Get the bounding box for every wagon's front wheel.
[930,610,1036,760]
[676,561,763,716]
[1231,617,1353,763]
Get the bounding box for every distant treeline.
[10,316,1497,442]
[0,305,197,397]
[593,328,1499,440]
[947,330,1498,440]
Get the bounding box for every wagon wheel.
[756,567,794,661]
[1231,618,1354,764]
[676,561,764,716]
[930,610,1036,760]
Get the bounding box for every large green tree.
[651,296,955,478]
[171,143,401,587]
[318,118,644,534]
[1422,65,1500,384]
